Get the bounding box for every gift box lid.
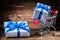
[35,3,51,10]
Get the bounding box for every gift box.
[4,21,31,37]
[33,3,51,20]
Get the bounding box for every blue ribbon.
[35,3,50,12]
[18,21,30,32]
[15,21,20,37]
[35,3,50,19]
[5,21,30,37]
[38,9,43,19]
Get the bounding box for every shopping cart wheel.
[36,30,44,36]
[51,32,55,36]
[52,33,55,36]
[39,32,43,36]
[49,31,55,36]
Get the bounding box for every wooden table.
[1,31,60,40]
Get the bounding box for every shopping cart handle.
[50,10,58,14]
[46,16,56,19]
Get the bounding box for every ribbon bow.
[5,21,30,37]
[35,3,51,12]
[34,3,51,19]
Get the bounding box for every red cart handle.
[50,10,58,14]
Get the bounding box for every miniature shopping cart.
[36,10,58,36]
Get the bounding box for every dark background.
[0,0,60,31]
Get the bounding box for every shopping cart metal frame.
[36,10,58,36]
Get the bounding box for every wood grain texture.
[1,32,60,40]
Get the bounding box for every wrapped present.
[33,3,51,20]
[4,21,31,37]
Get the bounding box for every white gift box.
[33,3,51,20]
[4,21,30,37]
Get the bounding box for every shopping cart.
[36,10,58,36]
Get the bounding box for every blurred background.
[0,0,60,37]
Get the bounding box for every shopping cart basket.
[36,10,58,36]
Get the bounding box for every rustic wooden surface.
[1,31,60,40]
[1,3,60,40]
